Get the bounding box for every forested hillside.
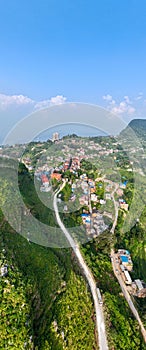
[0,151,146,349]
[0,159,96,349]
[120,119,146,140]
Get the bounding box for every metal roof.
[120,255,129,263]
[135,279,143,290]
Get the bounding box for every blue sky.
[0,0,146,142]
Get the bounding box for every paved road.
[53,182,109,350]
[111,251,146,343]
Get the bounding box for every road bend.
[53,182,109,350]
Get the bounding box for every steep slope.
[0,159,96,350]
[120,119,146,140]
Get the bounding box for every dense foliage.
[0,234,33,349]
[123,119,146,140]
[0,160,96,349]
[0,132,146,350]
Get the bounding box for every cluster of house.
[59,156,80,173]
[80,212,108,237]
[79,177,112,207]
[36,150,129,240]
[117,249,146,298]
[77,175,109,237]
[38,156,81,192]
[6,135,143,180]
[60,158,71,172]
[91,212,108,237]
[79,175,99,204]
[71,172,117,237]
[70,157,80,173]
[33,137,120,176]
[40,172,63,192]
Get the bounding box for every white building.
[52,132,59,142]
[91,194,98,202]
[124,270,132,285]
[135,279,143,291]
[100,199,106,205]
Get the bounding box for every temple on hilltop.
[52,132,59,142]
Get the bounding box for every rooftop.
[120,255,129,263]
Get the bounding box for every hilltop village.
[0,131,146,350]
[32,134,130,239]
[21,133,146,300]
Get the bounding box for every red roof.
[51,173,62,181]
[41,175,49,183]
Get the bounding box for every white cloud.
[124,95,131,104]
[102,94,113,102]
[128,106,136,115]
[111,104,135,115]
[50,95,67,105]
[103,94,136,116]
[109,99,116,106]
[34,95,67,110]
[135,92,143,101]
[0,93,67,111]
[0,93,34,109]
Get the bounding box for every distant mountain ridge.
[122,119,146,140]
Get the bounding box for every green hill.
[0,159,96,350]
[121,119,146,140]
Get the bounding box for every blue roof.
[120,255,129,263]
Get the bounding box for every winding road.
[53,181,109,350]
[53,177,146,346]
